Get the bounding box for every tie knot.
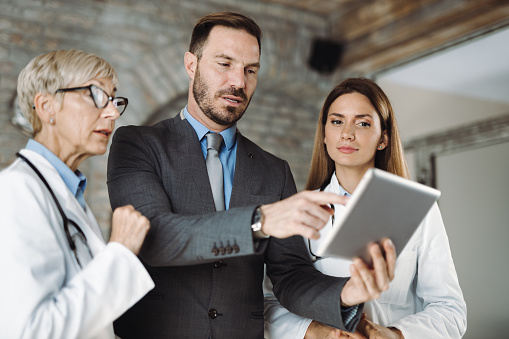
[206,132,223,152]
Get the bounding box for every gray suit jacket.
[107,113,360,338]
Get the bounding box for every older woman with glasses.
[0,49,154,338]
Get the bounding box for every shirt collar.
[25,139,87,197]
[183,106,237,150]
[330,171,351,197]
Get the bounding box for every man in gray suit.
[108,12,395,339]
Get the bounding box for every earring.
[379,145,383,149]
[49,117,54,125]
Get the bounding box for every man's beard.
[193,66,252,126]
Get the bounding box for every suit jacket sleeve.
[108,120,359,331]
[107,123,262,267]
[266,234,361,331]
[262,158,360,332]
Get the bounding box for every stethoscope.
[16,152,92,269]
[308,176,335,262]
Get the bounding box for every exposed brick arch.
[3,0,506,235]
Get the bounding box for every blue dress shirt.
[25,139,87,210]
[183,106,237,210]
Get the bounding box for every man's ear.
[184,52,198,79]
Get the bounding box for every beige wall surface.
[378,75,509,338]
[436,141,509,338]
[378,80,509,142]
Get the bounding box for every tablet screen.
[316,168,440,263]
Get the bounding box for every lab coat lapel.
[19,150,107,256]
[62,188,106,255]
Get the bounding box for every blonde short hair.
[17,49,118,136]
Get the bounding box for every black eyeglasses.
[56,84,128,115]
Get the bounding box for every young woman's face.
[324,92,387,174]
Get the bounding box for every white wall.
[377,80,509,141]
[375,80,509,337]
[436,142,509,338]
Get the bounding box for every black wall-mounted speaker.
[308,38,343,74]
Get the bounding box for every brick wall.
[0,0,338,237]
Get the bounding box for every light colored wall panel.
[436,141,509,338]
[378,80,509,141]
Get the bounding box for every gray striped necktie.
[206,132,225,211]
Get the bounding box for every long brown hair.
[306,77,409,190]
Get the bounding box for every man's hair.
[17,49,118,136]
[189,12,262,59]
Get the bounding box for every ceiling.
[3,0,509,133]
[276,0,509,106]
[376,26,509,105]
[262,0,362,16]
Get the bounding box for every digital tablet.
[316,168,440,263]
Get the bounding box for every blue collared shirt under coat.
[183,106,237,210]
[25,139,87,210]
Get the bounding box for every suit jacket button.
[219,246,226,255]
[233,244,240,253]
[225,241,233,254]
[212,244,219,256]
[208,309,218,319]
[213,260,223,268]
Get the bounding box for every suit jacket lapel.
[230,134,256,208]
[171,115,217,212]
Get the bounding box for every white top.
[264,172,467,339]
[0,150,154,339]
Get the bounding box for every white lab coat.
[0,150,154,339]
[264,173,467,339]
